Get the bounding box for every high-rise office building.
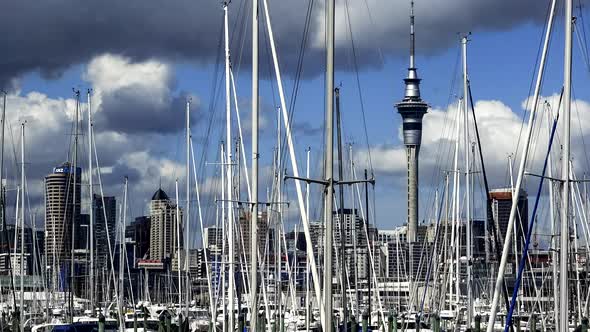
[189,248,208,279]
[378,226,428,281]
[0,224,39,276]
[334,209,365,247]
[489,188,529,260]
[94,194,116,268]
[204,226,224,257]
[149,188,183,262]
[45,162,81,264]
[239,211,270,264]
[75,214,90,251]
[308,221,324,259]
[333,209,374,279]
[126,216,150,265]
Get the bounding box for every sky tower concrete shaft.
[395,0,427,243]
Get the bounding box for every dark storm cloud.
[0,1,224,86]
[95,88,196,134]
[102,163,143,188]
[0,0,547,87]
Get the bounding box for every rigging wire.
[195,11,228,232]
[287,0,315,115]
[512,0,557,187]
[343,0,374,174]
[276,0,315,178]
[360,0,385,67]
[420,46,461,225]
[198,11,226,177]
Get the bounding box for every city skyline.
[0,0,586,251]
[0,1,586,329]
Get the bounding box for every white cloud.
[84,54,172,96]
[84,54,194,134]
[358,94,590,228]
[0,55,201,223]
[359,99,524,184]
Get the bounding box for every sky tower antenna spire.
[410,0,415,69]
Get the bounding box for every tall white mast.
[185,99,191,314]
[223,3,235,330]
[0,92,8,309]
[220,144,226,332]
[70,91,80,323]
[545,101,559,327]
[485,0,556,327]
[306,148,310,226]
[259,0,325,324]
[120,177,128,332]
[323,0,335,325]
[190,137,214,316]
[276,105,283,332]
[19,122,25,332]
[461,35,473,327]
[507,154,524,314]
[560,0,573,329]
[451,100,461,310]
[0,91,4,217]
[175,180,182,310]
[250,0,260,326]
[305,147,310,332]
[87,89,95,312]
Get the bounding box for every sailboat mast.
[0,91,4,201]
[223,2,236,329]
[485,0,556,327]
[276,106,283,332]
[560,0,573,329]
[20,122,25,332]
[250,0,260,327]
[220,144,226,332]
[0,91,15,310]
[70,90,80,323]
[462,35,473,327]
[175,180,182,309]
[259,0,325,322]
[87,89,95,312]
[545,102,559,327]
[335,88,347,326]
[305,148,310,332]
[364,169,370,317]
[120,177,128,331]
[323,0,335,326]
[451,100,461,310]
[185,99,191,314]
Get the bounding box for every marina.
[0,0,589,331]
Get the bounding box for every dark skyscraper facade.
[94,194,117,268]
[75,214,90,250]
[126,216,151,265]
[489,188,528,261]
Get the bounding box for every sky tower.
[396,0,427,243]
